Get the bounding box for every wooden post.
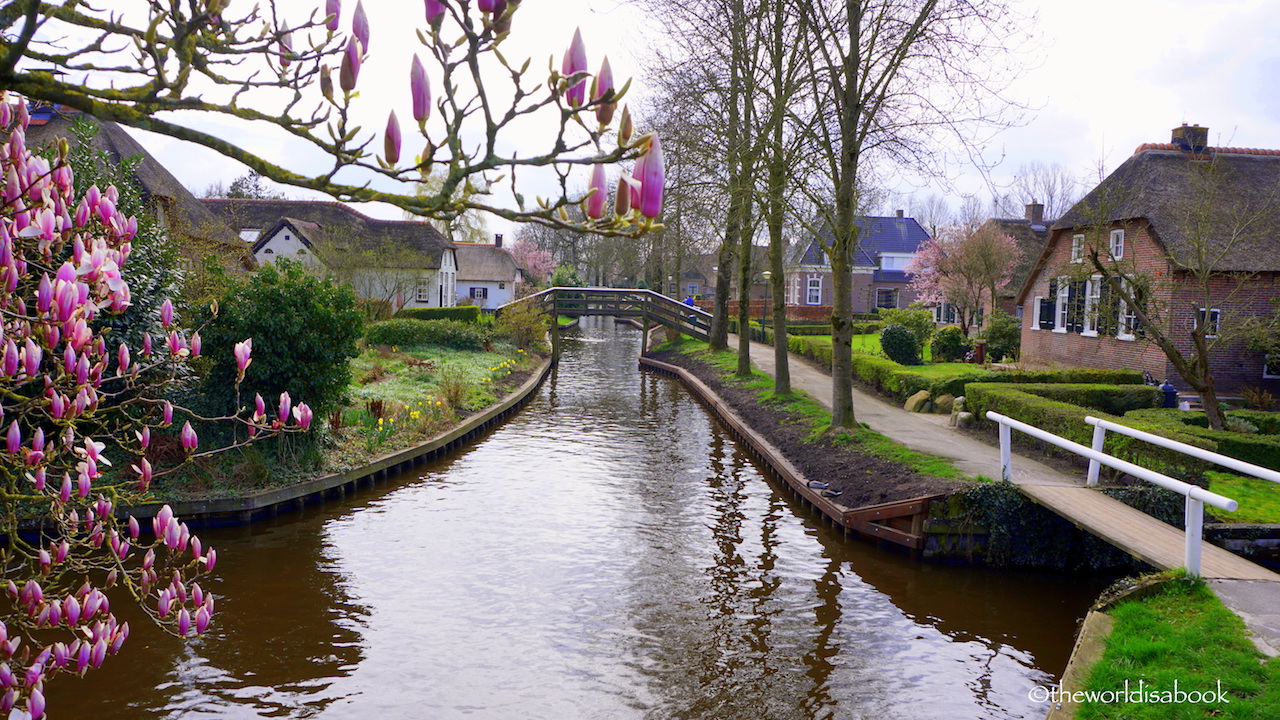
[549,294,562,362]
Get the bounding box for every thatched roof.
[1054,146,1280,272]
[201,199,453,270]
[453,243,519,282]
[983,217,1051,300]
[22,106,253,268]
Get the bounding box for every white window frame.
[878,253,914,271]
[1109,229,1125,259]
[416,284,431,303]
[1264,354,1280,379]
[806,276,822,305]
[1054,277,1069,333]
[1071,234,1084,263]
[1081,275,1101,337]
[1031,296,1042,330]
[1197,307,1220,339]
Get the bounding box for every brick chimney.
[1171,124,1209,152]
[1025,202,1044,226]
[494,233,503,248]
[895,209,904,219]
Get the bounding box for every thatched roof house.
[23,104,254,271]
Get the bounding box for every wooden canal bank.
[125,357,554,528]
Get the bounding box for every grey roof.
[202,199,453,270]
[792,215,932,267]
[454,243,519,282]
[982,217,1051,299]
[1054,146,1280,272]
[23,106,252,267]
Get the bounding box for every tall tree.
[794,0,1028,429]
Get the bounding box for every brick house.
[1016,124,1280,395]
[784,211,929,314]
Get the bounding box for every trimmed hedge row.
[965,383,1207,475]
[393,306,484,323]
[363,318,489,350]
[1123,409,1280,471]
[727,318,883,337]
[892,367,1145,402]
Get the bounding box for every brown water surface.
[49,316,1109,719]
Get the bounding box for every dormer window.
[239,229,260,242]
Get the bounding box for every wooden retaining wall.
[129,358,554,528]
[639,356,940,554]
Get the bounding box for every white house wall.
[254,227,325,272]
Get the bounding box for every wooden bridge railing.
[498,287,711,358]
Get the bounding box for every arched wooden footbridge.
[498,287,710,359]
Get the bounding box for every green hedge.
[363,318,490,350]
[892,367,1146,403]
[393,306,484,323]
[965,383,1208,475]
[1124,408,1280,471]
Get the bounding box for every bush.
[878,307,935,349]
[393,305,483,323]
[932,325,970,363]
[965,383,1207,475]
[880,323,922,365]
[364,318,490,350]
[1124,408,1280,470]
[493,301,549,350]
[201,259,364,415]
[977,309,1021,362]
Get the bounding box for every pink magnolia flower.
[180,422,198,453]
[340,37,361,92]
[352,1,369,52]
[293,402,314,430]
[593,57,615,125]
[424,0,445,25]
[561,29,588,107]
[5,421,18,455]
[278,392,292,425]
[385,110,402,165]
[614,173,632,216]
[160,298,173,328]
[637,137,665,219]
[326,0,341,31]
[585,164,608,220]
[411,55,431,126]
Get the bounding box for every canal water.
[50,317,1110,719]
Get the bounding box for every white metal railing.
[1085,415,1280,486]
[986,411,1238,577]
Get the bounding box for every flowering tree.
[508,239,556,287]
[907,223,1020,336]
[0,0,664,233]
[0,103,310,718]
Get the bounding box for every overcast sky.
[125,0,1280,236]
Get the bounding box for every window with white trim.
[875,288,898,309]
[470,287,489,300]
[806,277,822,305]
[1109,229,1125,259]
[416,285,431,303]
[1081,276,1101,336]
[1054,277,1070,331]
[1071,234,1084,263]
[1197,308,1220,338]
[1264,354,1280,379]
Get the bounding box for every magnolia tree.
[0,0,665,233]
[509,239,556,287]
[907,223,1020,336]
[0,103,311,719]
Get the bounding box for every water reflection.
[48,316,1108,719]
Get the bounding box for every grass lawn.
[666,338,974,481]
[349,342,532,411]
[558,315,577,326]
[1078,573,1280,719]
[1206,471,1280,524]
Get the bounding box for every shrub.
[978,309,1021,362]
[363,318,490,350]
[932,325,970,363]
[493,301,549,350]
[1124,408,1280,470]
[393,305,483,323]
[880,323,922,365]
[878,307,935,348]
[202,259,363,415]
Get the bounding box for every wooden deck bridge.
[500,287,709,359]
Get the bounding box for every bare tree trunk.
[766,0,792,396]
